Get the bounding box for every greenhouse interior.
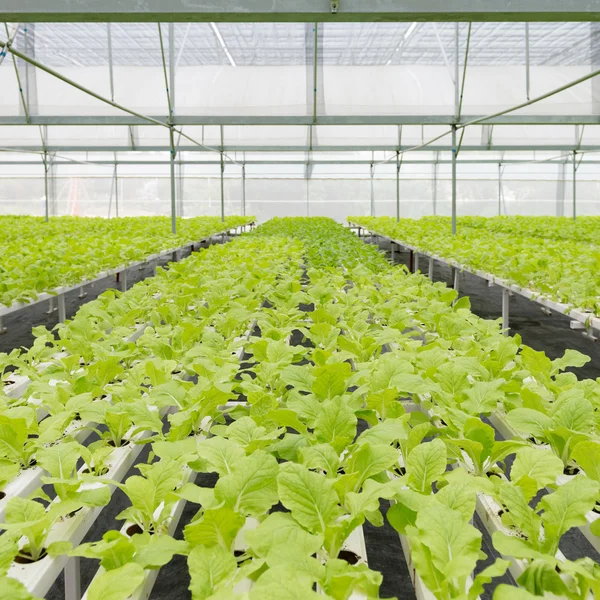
[2,2,600,600]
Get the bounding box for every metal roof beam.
[2,0,600,23]
[4,144,600,152]
[0,115,599,126]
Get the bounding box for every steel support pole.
[395,151,400,222]
[525,23,530,101]
[241,163,246,217]
[573,150,577,220]
[107,24,115,101]
[121,270,127,292]
[414,253,420,273]
[169,127,176,234]
[454,23,460,118]
[502,288,510,336]
[114,154,119,217]
[428,257,434,280]
[432,156,438,215]
[498,162,502,216]
[451,125,457,234]
[453,268,460,294]
[57,294,66,323]
[220,151,225,222]
[64,556,81,600]
[370,162,375,217]
[43,151,49,222]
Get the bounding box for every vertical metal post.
[502,288,510,336]
[428,258,434,280]
[65,556,81,600]
[107,24,115,102]
[57,294,66,323]
[454,22,460,119]
[453,268,460,294]
[414,253,420,273]
[525,23,530,101]
[432,155,438,216]
[573,150,577,220]
[451,125,457,234]
[370,161,375,217]
[121,270,128,292]
[169,127,176,234]
[395,151,400,222]
[220,153,225,223]
[220,125,225,222]
[43,151,49,222]
[114,153,119,217]
[169,23,175,111]
[498,162,502,216]
[306,173,310,217]
[241,163,246,217]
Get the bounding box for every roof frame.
[2,0,600,23]
[1,115,600,126]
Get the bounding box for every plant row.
[0,218,599,599]
[349,216,600,317]
[0,215,254,308]
[460,216,600,245]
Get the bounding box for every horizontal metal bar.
[2,159,600,166]
[3,144,600,153]
[0,115,599,126]
[1,0,599,22]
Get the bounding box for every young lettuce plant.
[37,440,111,507]
[491,448,600,598]
[0,496,85,562]
[114,458,188,534]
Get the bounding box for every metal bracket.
[330,0,339,13]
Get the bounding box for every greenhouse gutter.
[2,0,600,22]
[349,221,600,338]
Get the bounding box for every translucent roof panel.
[2,21,596,68]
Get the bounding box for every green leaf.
[194,437,245,477]
[214,451,279,517]
[314,397,357,453]
[492,532,549,561]
[540,474,600,554]
[552,349,591,373]
[281,365,315,392]
[245,512,323,559]
[510,447,563,499]
[345,443,399,488]
[0,576,41,600]
[188,545,237,600]
[572,440,600,482]
[87,563,145,600]
[249,565,324,600]
[493,584,539,599]
[133,534,187,569]
[184,507,245,550]
[468,559,511,600]
[299,443,340,478]
[277,462,341,534]
[505,408,552,439]
[312,363,352,400]
[407,438,447,494]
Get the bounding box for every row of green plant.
[0,215,254,308]
[0,218,599,599]
[460,215,600,245]
[349,216,600,315]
